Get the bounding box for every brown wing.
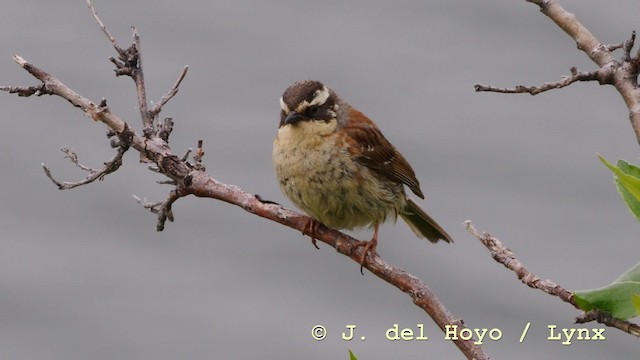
[343,108,425,199]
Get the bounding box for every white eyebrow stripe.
[279,96,290,113]
[309,86,330,107]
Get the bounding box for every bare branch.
[86,1,153,134]
[0,84,52,97]
[465,221,640,337]
[465,221,573,301]
[605,42,624,52]
[623,31,640,72]
[132,195,163,212]
[149,66,189,118]
[181,148,192,161]
[193,139,205,170]
[576,311,640,337]
[623,31,636,62]
[157,117,174,142]
[41,144,128,190]
[157,179,178,185]
[525,0,615,67]
[185,182,488,359]
[129,27,154,135]
[86,0,122,57]
[133,189,182,231]
[475,68,601,95]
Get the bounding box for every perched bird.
[272,80,452,267]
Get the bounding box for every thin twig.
[193,139,205,170]
[525,0,615,67]
[465,221,640,337]
[130,27,153,134]
[181,148,192,161]
[605,42,624,52]
[149,66,189,118]
[42,145,127,190]
[475,68,601,95]
[87,1,153,134]
[623,31,636,62]
[86,0,122,57]
[133,190,182,231]
[576,311,640,337]
[0,84,51,97]
[158,117,174,142]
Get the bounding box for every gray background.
[1,1,638,359]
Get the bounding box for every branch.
[576,311,640,337]
[465,221,640,337]
[479,0,640,145]
[526,0,614,67]
[0,84,51,97]
[133,189,183,231]
[42,144,128,190]
[149,66,189,118]
[184,182,489,359]
[87,0,151,135]
[475,68,601,95]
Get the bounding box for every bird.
[272,80,452,269]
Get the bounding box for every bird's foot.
[302,218,321,249]
[353,240,378,275]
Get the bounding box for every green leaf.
[599,155,640,221]
[632,294,640,316]
[349,350,358,360]
[574,261,640,319]
[616,159,640,222]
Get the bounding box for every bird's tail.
[400,197,453,243]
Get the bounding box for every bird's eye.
[306,106,320,117]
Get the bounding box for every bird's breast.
[272,122,401,230]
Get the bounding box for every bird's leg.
[354,224,379,274]
[302,217,321,249]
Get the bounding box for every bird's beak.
[284,111,303,125]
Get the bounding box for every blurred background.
[1,1,638,359]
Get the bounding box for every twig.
[133,189,182,231]
[87,0,153,134]
[158,117,174,142]
[42,144,127,190]
[623,31,636,62]
[193,139,205,170]
[129,27,153,135]
[86,0,122,57]
[184,181,488,360]
[605,42,624,52]
[0,84,51,97]
[507,0,640,145]
[576,311,640,337]
[132,195,163,212]
[465,221,640,337]
[475,68,601,95]
[181,148,192,161]
[149,66,189,118]
[525,0,615,67]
